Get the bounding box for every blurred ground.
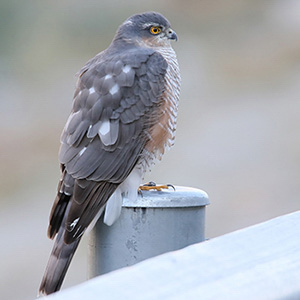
[0,1,299,299]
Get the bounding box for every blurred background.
[1,0,299,299]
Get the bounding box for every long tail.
[39,230,81,296]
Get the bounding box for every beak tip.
[168,30,178,41]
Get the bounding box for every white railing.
[39,190,300,300]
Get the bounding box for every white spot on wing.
[109,84,119,95]
[99,120,110,136]
[73,226,83,238]
[72,218,79,226]
[67,217,79,232]
[89,87,95,94]
[65,111,80,130]
[105,74,112,80]
[78,147,87,157]
[122,65,131,74]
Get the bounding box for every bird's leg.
[138,181,175,192]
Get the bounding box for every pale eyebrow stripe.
[142,22,161,29]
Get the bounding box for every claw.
[138,182,176,192]
[166,184,176,191]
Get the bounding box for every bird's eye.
[150,26,162,35]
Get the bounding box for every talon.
[166,184,176,191]
[138,182,175,192]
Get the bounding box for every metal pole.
[88,186,209,278]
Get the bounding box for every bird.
[39,11,181,295]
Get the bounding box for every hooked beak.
[167,28,178,41]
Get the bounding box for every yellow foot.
[138,181,175,192]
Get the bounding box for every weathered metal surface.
[88,186,209,277]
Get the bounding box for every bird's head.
[114,12,178,48]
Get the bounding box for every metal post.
[88,186,209,278]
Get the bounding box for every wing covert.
[59,48,168,183]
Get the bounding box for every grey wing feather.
[50,48,168,244]
[60,49,168,182]
[40,47,169,297]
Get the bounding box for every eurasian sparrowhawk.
[39,11,181,295]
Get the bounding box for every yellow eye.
[150,26,161,35]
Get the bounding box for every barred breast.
[139,46,181,173]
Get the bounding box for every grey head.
[113,12,178,48]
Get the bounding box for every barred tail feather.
[39,232,81,296]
